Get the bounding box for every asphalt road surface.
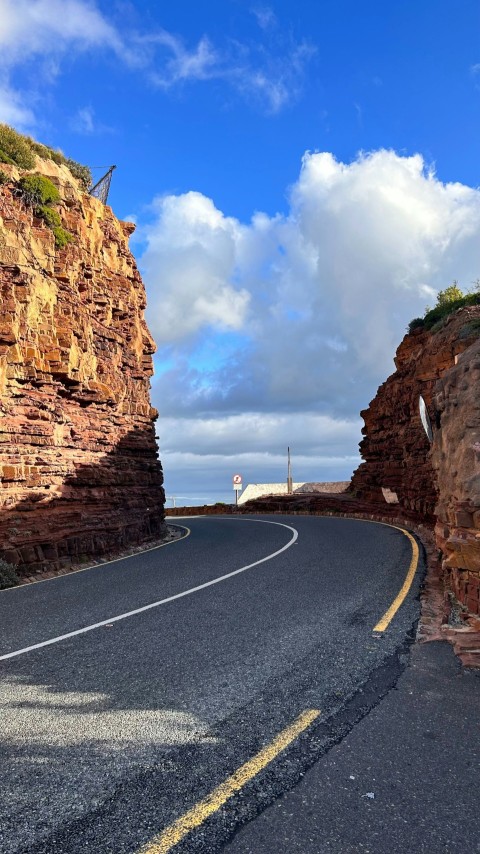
[0,515,423,854]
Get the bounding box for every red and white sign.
[233,474,242,487]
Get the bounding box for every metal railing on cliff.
[89,165,116,204]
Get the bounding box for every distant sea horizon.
[163,490,236,509]
[162,479,350,509]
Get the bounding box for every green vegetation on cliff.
[0,124,36,169]
[51,226,74,249]
[18,174,61,205]
[0,123,92,188]
[16,173,74,249]
[409,281,480,333]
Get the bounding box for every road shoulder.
[224,640,480,853]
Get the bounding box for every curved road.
[0,515,423,854]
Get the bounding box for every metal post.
[287,446,293,494]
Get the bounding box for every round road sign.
[233,474,242,485]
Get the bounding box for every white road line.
[0,525,191,594]
[0,520,298,662]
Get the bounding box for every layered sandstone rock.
[351,306,480,614]
[0,157,165,574]
[432,336,480,615]
[351,308,480,522]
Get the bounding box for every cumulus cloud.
[142,149,480,491]
[141,192,250,342]
[147,149,480,403]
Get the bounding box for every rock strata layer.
[0,157,165,574]
[432,337,480,616]
[351,307,480,615]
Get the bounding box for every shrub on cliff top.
[65,158,92,189]
[0,124,36,169]
[0,169,10,184]
[423,293,480,330]
[0,559,19,589]
[408,317,425,333]
[28,138,92,188]
[27,138,65,165]
[0,123,92,188]
[435,282,464,306]
[18,173,60,206]
[27,136,92,188]
[408,280,480,333]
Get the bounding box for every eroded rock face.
[351,306,480,614]
[0,158,165,573]
[432,338,480,615]
[351,308,480,522]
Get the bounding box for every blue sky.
[2,0,480,504]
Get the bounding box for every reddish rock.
[432,337,480,616]
[351,308,480,524]
[0,158,165,575]
[242,306,480,632]
[351,306,480,615]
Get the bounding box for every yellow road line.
[373,527,419,632]
[138,708,321,854]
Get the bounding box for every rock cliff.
[352,306,480,615]
[0,157,165,574]
[432,335,480,616]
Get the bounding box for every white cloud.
[158,412,361,457]
[0,0,122,63]
[232,39,316,113]
[146,148,480,382]
[142,149,480,493]
[0,0,123,127]
[147,28,315,113]
[69,105,114,135]
[160,450,359,499]
[148,32,218,88]
[70,105,95,134]
[0,79,35,127]
[142,192,250,342]
[0,0,315,123]
[237,68,293,113]
[157,409,361,498]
